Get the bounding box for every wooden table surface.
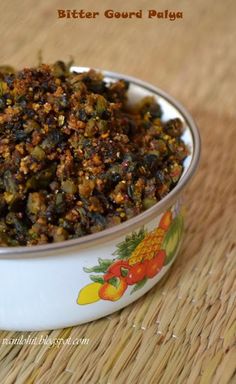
[0,1,235,383]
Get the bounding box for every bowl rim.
[0,67,201,256]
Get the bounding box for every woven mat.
[0,1,235,383]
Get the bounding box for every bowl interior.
[118,79,193,177]
[71,66,194,178]
[0,67,199,255]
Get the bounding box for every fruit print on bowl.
[77,208,184,305]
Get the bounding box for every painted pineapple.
[128,227,166,265]
[114,211,172,265]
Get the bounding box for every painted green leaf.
[89,275,104,284]
[108,276,120,288]
[98,258,113,268]
[121,267,129,277]
[113,228,146,259]
[131,277,147,294]
[84,258,113,274]
[83,264,108,273]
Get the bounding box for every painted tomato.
[126,262,146,285]
[104,260,130,281]
[145,250,166,278]
[99,277,127,301]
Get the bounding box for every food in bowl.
[0,66,200,331]
[0,62,188,246]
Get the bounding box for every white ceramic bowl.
[0,68,201,331]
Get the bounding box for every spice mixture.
[0,62,188,246]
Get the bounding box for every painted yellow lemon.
[77,282,102,305]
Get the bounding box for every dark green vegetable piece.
[26,164,57,190]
